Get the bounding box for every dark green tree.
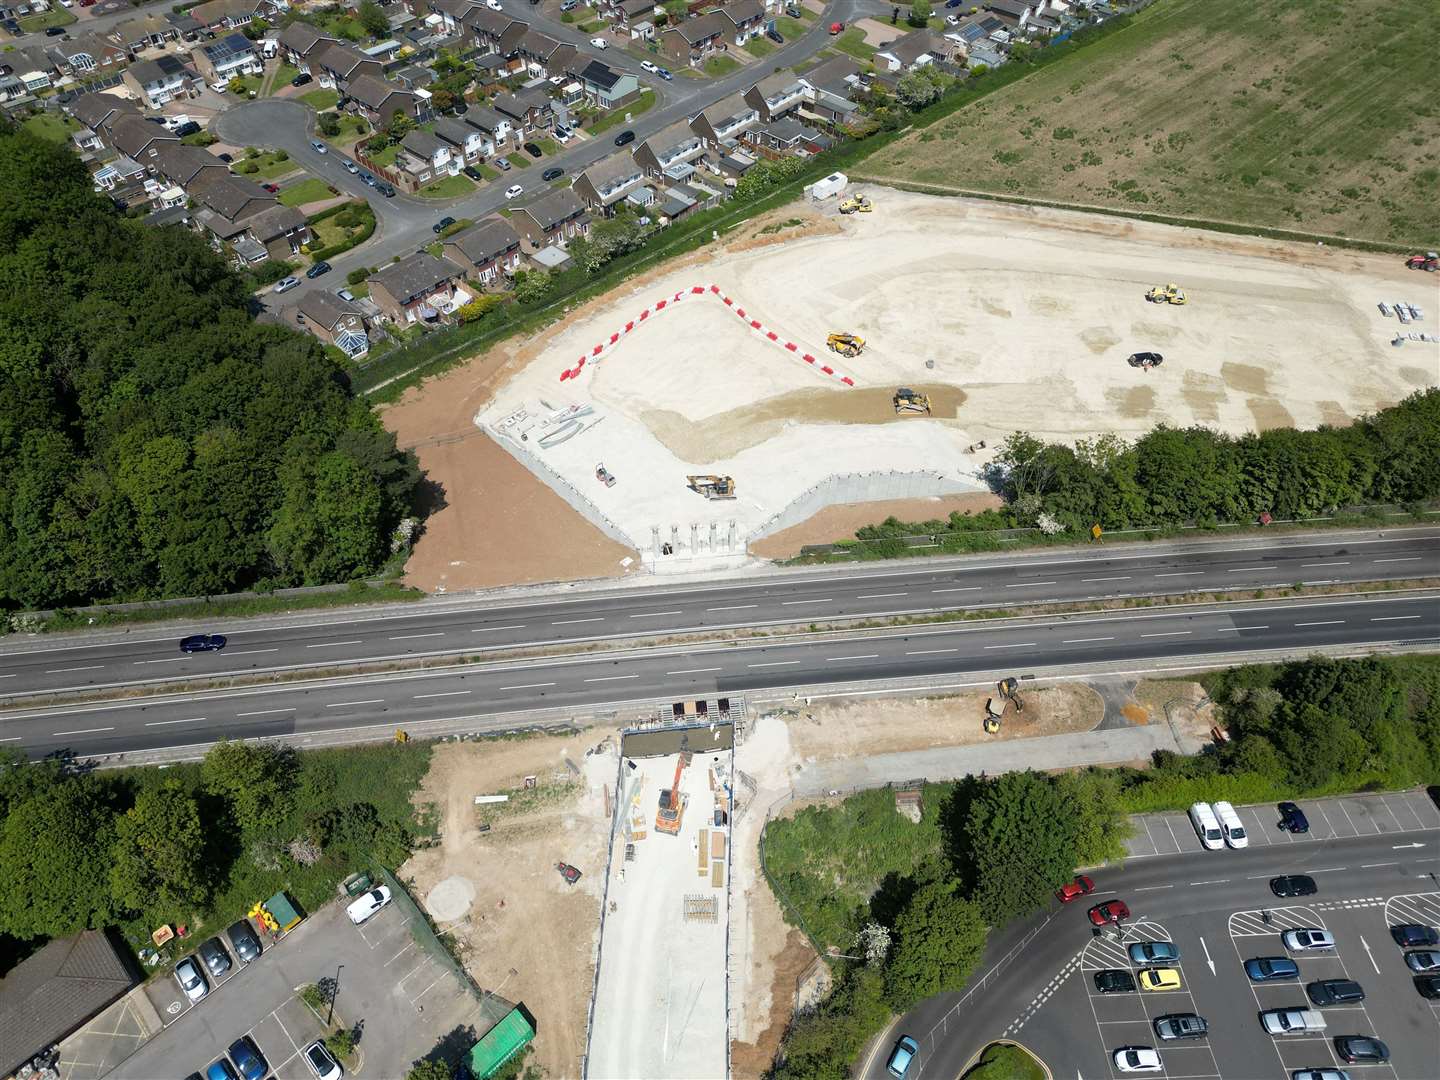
[357,0,390,37]
[202,740,298,834]
[965,771,1080,919]
[883,881,987,1007]
[110,779,210,918]
[407,1060,454,1080]
[0,778,117,938]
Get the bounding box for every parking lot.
[1125,790,1440,859]
[1015,888,1440,1080]
[109,892,493,1080]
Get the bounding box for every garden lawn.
[534,136,559,156]
[703,54,742,77]
[506,152,530,168]
[470,162,500,180]
[859,0,1440,247]
[775,16,806,38]
[23,112,78,143]
[368,142,401,168]
[302,88,341,110]
[279,177,337,206]
[590,89,655,133]
[419,173,476,198]
[831,27,877,60]
[963,1043,1047,1080]
[19,7,74,30]
[330,114,370,146]
[746,37,777,58]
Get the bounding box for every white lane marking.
[414,690,471,699]
[628,610,682,618]
[325,698,385,707]
[1063,636,1115,643]
[1374,556,1422,563]
[306,640,363,648]
[470,624,527,633]
[1082,575,1132,582]
[1142,631,1192,638]
[499,682,555,690]
[133,657,189,664]
[584,674,639,682]
[749,660,801,667]
[828,654,879,661]
[553,617,604,625]
[45,665,104,673]
[0,674,15,679]
[1295,620,1344,627]
[1372,615,1421,621]
[859,592,908,599]
[1361,862,1397,869]
[1216,625,1269,632]
[1006,581,1057,587]
[227,648,280,656]
[984,642,1036,649]
[1155,572,1203,578]
[0,735,21,741]
[932,586,982,593]
[666,667,723,675]
[1302,561,1350,567]
[146,716,206,726]
[1190,878,1230,885]
[708,604,757,610]
[1132,885,1174,892]
[1308,867,1347,873]
[781,598,832,605]
[237,708,297,716]
[52,726,114,735]
[1227,566,1275,572]
[390,632,445,640]
[906,648,957,656]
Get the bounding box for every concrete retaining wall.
[750,470,985,542]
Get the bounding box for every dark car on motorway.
[1307,979,1365,1006]
[1245,956,1300,982]
[292,72,312,86]
[542,166,564,182]
[180,633,227,653]
[197,937,232,978]
[1278,801,1309,832]
[1094,969,1137,994]
[226,1036,267,1080]
[1391,923,1440,947]
[306,261,331,278]
[1154,1013,1208,1041]
[1271,874,1317,897]
[614,129,635,146]
[226,919,262,962]
[1088,899,1130,926]
[1334,1036,1389,1064]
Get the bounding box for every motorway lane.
[0,530,1435,700]
[862,817,1440,1080]
[4,592,1437,759]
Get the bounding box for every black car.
[1416,974,1440,999]
[218,152,234,163]
[173,121,201,138]
[1334,1036,1389,1064]
[291,72,313,87]
[1391,923,1440,948]
[542,166,564,182]
[1278,801,1309,833]
[226,919,262,963]
[766,26,784,43]
[197,936,232,978]
[433,216,456,234]
[179,634,227,653]
[1307,979,1365,1006]
[306,261,332,278]
[2,19,20,34]
[523,141,543,158]
[1094,969,1136,994]
[46,25,67,35]
[614,129,635,146]
[462,165,485,181]
[377,182,396,197]
[1271,874,1318,898]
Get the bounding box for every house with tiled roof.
[659,10,729,66]
[441,216,522,284]
[513,187,590,250]
[368,252,470,324]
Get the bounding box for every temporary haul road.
[0,530,1436,701]
[3,590,1438,761]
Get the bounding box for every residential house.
[108,13,178,56]
[390,64,436,90]
[462,7,527,56]
[67,92,141,147]
[571,153,644,214]
[688,90,758,148]
[121,54,197,109]
[873,29,951,72]
[631,118,704,178]
[91,155,149,201]
[717,0,766,45]
[460,104,511,153]
[985,0,1042,28]
[165,10,206,42]
[312,41,385,90]
[295,291,369,357]
[0,931,137,1080]
[491,88,551,135]
[800,54,860,97]
[397,127,456,188]
[242,203,311,259]
[570,58,640,110]
[0,73,24,104]
[966,39,1006,68]
[796,55,861,129]
[743,115,830,157]
[47,32,129,78]
[367,252,469,324]
[606,0,656,33]
[276,20,338,72]
[187,0,288,33]
[742,70,806,122]
[191,32,262,86]
[345,74,427,127]
[108,113,182,161]
[515,29,576,78]
[432,114,487,163]
[195,173,277,223]
[6,46,55,95]
[425,0,481,35]
[441,216,522,284]
[659,10,729,66]
[150,142,229,193]
[513,187,590,251]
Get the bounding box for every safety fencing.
[557,284,856,387]
[751,471,985,542]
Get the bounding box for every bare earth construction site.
[472,189,1435,573]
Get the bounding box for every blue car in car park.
[226,1036,267,1080]
[1245,956,1300,982]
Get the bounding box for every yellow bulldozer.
[687,475,737,500]
[893,388,931,414]
[1146,282,1188,305]
[826,332,865,358]
[839,194,873,215]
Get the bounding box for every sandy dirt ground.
[398,732,620,1078]
[749,491,1004,559]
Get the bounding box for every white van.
[1189,802,1225,850]
[1214,800,1248,848]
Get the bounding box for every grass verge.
[590,89,656,133]
[964,1043,1047,1080]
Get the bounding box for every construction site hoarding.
[467,1006,535,1079]
[621,721,734,759]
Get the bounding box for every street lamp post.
[327,964,344,1027]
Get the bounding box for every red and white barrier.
[558,283,856,386]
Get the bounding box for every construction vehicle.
[1407,251,1439,272]
[827,332,865,358]
[595,462,616,487]
[687,474,737,500]
[839,193,873,214]
[655,751,692,836]
[1127,351,1164,370]
[998,676,1025,712]
[893,388,931,414]
[555,862,582,885]
[1146,283,1188,305]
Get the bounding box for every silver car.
[173,956,209,1003]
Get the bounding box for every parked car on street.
[433,216,456,233]
[1056,875,1095,903]
[311,139,328,153]
[590,36,608,48]
[641,59,658,73]
[1278,801,1309,832]
[344,160,359,174]
[180,633,227,652]
[614,129,635,146]
[1088,899,1130,926]
[306,261,331,278]
[261,182,280,193]
[504,183,524,199]
[542,166,564,181]
[885,1035,918,1077]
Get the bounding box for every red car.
[261,183,280,194]
[829,21,844,34]
[1056,875,1096,903]
[1088,899,1130,926]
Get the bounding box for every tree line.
[0,124,421,611]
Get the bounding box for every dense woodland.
[0,124,419,610]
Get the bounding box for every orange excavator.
[655,751,692,836]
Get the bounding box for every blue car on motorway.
[1245,956,1300,982]
[886,1035,919,1076]
[179,633,227,653]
